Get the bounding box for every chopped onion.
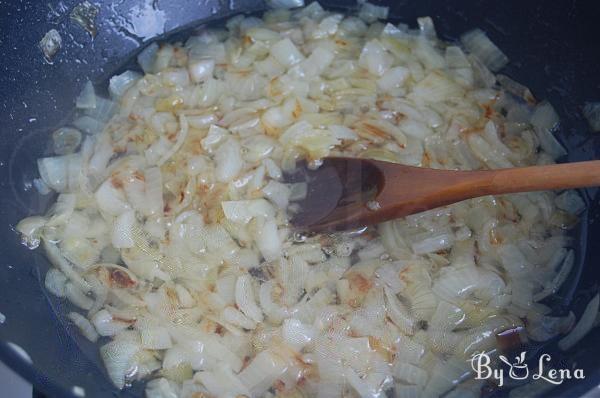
[358,2,389,23]
[222,199,275,224]
[235,274,264,323]
[99,336,140,389]
[76,81,96,109]
[53,127,82,155]
[68,312,99,342]
[45,268,68,298]
[238,350,288,397]
[359,39,393,76]
[38,154,81,193]
[282,318,314,350]
[19,4,583,396]
[411,232,454,255]
[112,210,136,249]
[95,179,131,216]
[144,167,164,216]
[188,58,215,83]
[460,29,508,71]
[384,287,415,335]
[91,309,131,336]
[196,365,250,397]
[137,42,159,73]
[266,0,304,9]
[222,306,257,329]
[583,102,600,132]
[558,294,599,351]
[530,101,566,159]
[262,180,291,209]
[394,362,428,386]
[138,320,172,350]
[157,115,189,166]
[555,190,586,215]
[65,282,94,310]
[214,138,243,182]
[270,38,305,67]
[109,71,142,99]
[378,66,410,91]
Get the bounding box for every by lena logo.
[470,351,585,387]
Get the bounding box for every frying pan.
[0,0,599,397]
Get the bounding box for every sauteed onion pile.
[17,2,593,397]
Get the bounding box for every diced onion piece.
[214,138,243,182]
[583,102,600,132]
[99,337,140,389]
[53,127,82,156]
[394,362,428,386]
[358,2,389,23]
[76,80,96,109]
[270,38,305,67]
[238,350,288,397]
[262,180,291,209]
[65,282,94,310]
[411,232,454,255]
[188,58,215,83]
[329,125,358,141]
[530,101,567,159]
[68,312,99,342]
[157,115,189,166]
[38,154,81,193]
[384,287,415,335]
[138,321,173,350]
[109,71,142,99]
[266,0,304,9]
[558,294,599,351]
[222,306,256,330]
[95,179,131,216]
[196,365,251,397]
[359,39,392,76]
[144,167,164,216]
[137,42,159,73]
[222,199,275,223]
[378,66,410,91]
[92,309,131,336]
[555,190,586,215]
[16,216,47,249]
[255,217,281,262]
[235,274,264,323]
[282,318,314,350]
[112,210,136,249]
[461,29,508,72]
[45,268,68,298]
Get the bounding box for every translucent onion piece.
[530,101,567,159]
[99,337,140,389]
[68,312,99,342]
[238,350,288,397]
[76,80,96,110]
[53,127,82,156]
[558,294,599,351]
[583,102,600,132]
[460,29,508,72]
[109,71,142,99]
[222,199,275,224]
[235,274,264,323]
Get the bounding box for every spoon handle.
[477,160,600,195]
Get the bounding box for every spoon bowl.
[288,157,600,231]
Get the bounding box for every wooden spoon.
[287,157,600,232]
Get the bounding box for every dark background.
[0,0,599,397]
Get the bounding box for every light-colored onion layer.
[17,2,585,397]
